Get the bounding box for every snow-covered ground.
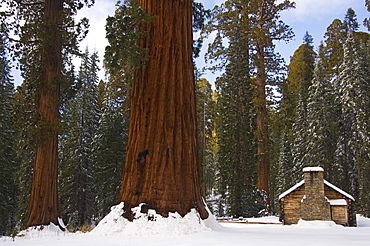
[1,213,370,246]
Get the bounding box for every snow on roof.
[278,179,355,201]
[324,180,355,201]
[303,166,324,172]
[278,180,304,200]
[329,199,347,206]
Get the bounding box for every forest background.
[0,0,369,235]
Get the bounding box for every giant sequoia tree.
[25,0,64,228]
[250,0,294,205]
[203,0,293,213]
[14,0,93,228]
[118,0,208,220]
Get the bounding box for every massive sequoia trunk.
[25,0,63,228]
[118,0,208,220]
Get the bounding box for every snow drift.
[91,202,219,236]
[17,223,68,239]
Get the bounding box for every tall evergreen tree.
[203,1,259,217]
[344,8,359,32]
[276,131,294,195]
[196,78,216,198]
[59,48,100,229]
[268,107,284,213]
[22,0,64,228]
[270,35,314,212]
[284,32,316,126]
[13,83,37,228]
[364,0,370,30]
[335,31,370,205]
[304,59,339,181]
[204,0,294,210]
[216,37,258,217]
[0,32,17,235]
[275,33,315,201]
[248,1,294,206]
[13,0,94,228]
[98,0,153,220]
[93,80,127,221]
[319,13,356,78]
[357,35,370,217]
[291,75,310,182]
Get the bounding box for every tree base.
[17,221,67,238]
[92,202,218,236]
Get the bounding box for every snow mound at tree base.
[92,202,216,236]
[17,222,68,239]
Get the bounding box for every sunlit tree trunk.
[25,0,63,228]
[118,0,208,220]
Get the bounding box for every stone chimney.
[300,167,331,221]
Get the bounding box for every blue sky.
[11,0,369,87]
[276,0,368,61]
[196,0,369,85]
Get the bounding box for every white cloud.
[74,0,116,79]
[282,0,363,22]
[199,0,224,9]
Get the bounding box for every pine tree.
[59,48,100,229]
[284,32,316,125]
[335,31,370,208]
[304,59,339,181]
[291,76,309,182]
[196,78,216,198]
[268,107,284,213]
[320,11,358,78]
[215,68,258,217]
[344,8,359,32]
[364,0,370,30]
[0,33,17,235]
[203,1,259,217]
[93,80,127,221]
[272,32,316,192]
[357,37,370,217]
[12,83,36,228]
[276,131,294,195]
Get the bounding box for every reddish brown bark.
[255,67,270,197]
[255,1,270,208]
[118,0,208,220]
[25,0,63,228]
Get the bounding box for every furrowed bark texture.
[25,0,62,228]
[119,0,208,220]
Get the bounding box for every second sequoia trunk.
[25,0,63,228]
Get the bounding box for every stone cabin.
[279,167,357,226]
